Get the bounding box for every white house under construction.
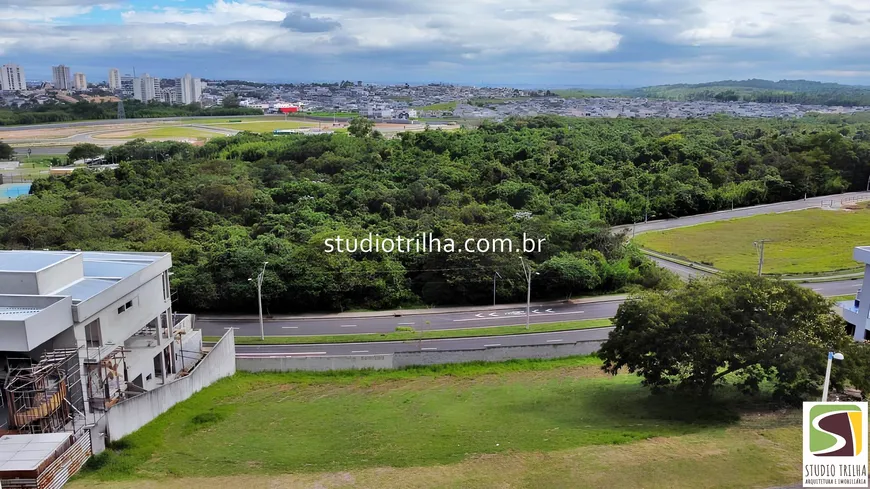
[0,250,205,487]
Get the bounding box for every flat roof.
[53,278,119,303]
[0,251,76,273]
[0,433,70,472]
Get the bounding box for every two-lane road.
[198,300,622,338]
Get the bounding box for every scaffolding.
[3,349,86,435]
[85,346,129,411]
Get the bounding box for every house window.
[85,319,102,348]
[126,300,133,309]
[117,298,137,314]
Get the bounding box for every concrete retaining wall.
[236,339,602,372]
[237,354,393,372]
[106,329,236,441]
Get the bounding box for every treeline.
[1,115,869,314]
[0,100,262,126]
[629,79,870,106]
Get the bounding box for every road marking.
[398,322,415,325]
[340,324,358,328]
[533,309,541,314]
[281,326,298,329]
[545,308,554,313]
[488,313,498,317]
[546,339,563,343]
[475,313,485,318]
[452,310,585,322]
[484,344,501,347]
[351,350,369,353]
[237,352,327,356]
[421,347,437,350]
[224,327,240,330]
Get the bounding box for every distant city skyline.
[1,0,870,87]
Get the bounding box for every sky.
[1,0,870,87]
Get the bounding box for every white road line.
[351,350,369,353]
[224,327,240,330]
[398,322,415,325]
[546,339,563,343]
[421,347,437,350]
[340,325,358,328]
[488,313,498,317]
[483,344,501,347]
[281,326,298,329]
[453,310,585,322]
[237,352,327,356]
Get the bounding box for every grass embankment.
[205,318,612,345]
[635,208,870,275]
[418,101,458,111]
[72,357,803,489]
[129,127,219,139]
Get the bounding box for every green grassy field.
[207,319,612,345]
[72,357,803,489]
[635,208,870,275]
[207,121,317,132]
[130,127,219,139]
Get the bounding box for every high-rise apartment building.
[51,64,71,90]
[0,64,25,91]
[120,75,134,97]
[108,68,121,91]
[73,72,87,90]
[132,73,160,103]
[176,73,203,105]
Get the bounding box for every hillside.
[623,79,870,106]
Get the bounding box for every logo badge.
[804,402,868,487]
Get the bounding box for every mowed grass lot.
[635,208,870,275]
[206,120,317,132]
[73,358,803,489]
[130,127,219,139]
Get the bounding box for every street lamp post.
[520,258,539,330]
[492,271,501,306]
[248,261,268,341]
[821,351,845,402]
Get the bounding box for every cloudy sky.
[2,0,869,87]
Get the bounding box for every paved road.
[614,191,870,235]
[197,300,621,338]
[234,327,614,356]
[0,114,276,133]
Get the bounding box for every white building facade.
[0,64,25,91]
[0,251,201,428]
[176,74,203,105]
[51,65,71,90]
[108,68,121,91]
[133,74,160,103]
[73,73,87,91]
[841,246,870,341]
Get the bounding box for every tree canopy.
[599,273,851,400]
[67,143,105,164]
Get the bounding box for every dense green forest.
[1,115,869,313]
[623,79,870,106]
[0,100,262,126]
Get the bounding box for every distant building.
[176,74,202,105]
[132,74,160,103]
[108,68,121,91]
[73,73,87,91]
[0,64,25,91]
[120,75,134,97]
[51,65,71,90]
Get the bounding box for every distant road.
[0,114,273,133]
[614,191,870,235]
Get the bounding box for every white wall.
[106,329,236,441]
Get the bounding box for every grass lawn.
[207,319,613,345]
[71,358,803,489]
[130,127,219,139]
[635,208,870,275]
[207,121,317,132]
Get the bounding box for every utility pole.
[753,240,767,276]
[644,189,650,223]
[492,271,501,306]
[866,174,869,192]
[249,261,268,340]
[520,258,537,330]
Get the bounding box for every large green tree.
[599,273,850,400]
[67,143,105,164]
[348,116,375,138]
[0,141,13,160]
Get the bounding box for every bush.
[395,326,416,333]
